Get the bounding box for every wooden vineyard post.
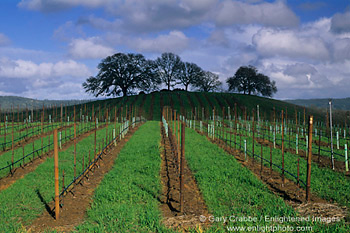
[318,131,321,162]
[282,110,285,185]
[306,115,313,202]
[260,144,263,178]
[94,118,97,159]
[252,111,255,161]
[53,129,59,220]
[180,122,185,213]
[74,123,76,178]
[269,145,272,175]
[11,106,14,168]
[177,114,180,169]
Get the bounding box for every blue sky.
[0,0,349,100]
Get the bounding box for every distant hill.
[0,96,91,111]
[286,98,350,111]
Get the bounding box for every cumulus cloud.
[252,28,330,61]
[331,11,350,33]
[0,58,91,78]
[215,0,299,27]
[68,37,115,59]
[0,33,10,46]
[128,31,190,53]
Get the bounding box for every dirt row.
[159,124,209,231]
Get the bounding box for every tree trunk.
[122,88,128,97]
[168,82,171,90]
[185,85,188,91]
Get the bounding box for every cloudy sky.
[0,0,349,100]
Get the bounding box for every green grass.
[185,126,350,232]
[215,123,350,208]
[0,123,118,232]
[184,127,296,231]
[76,121,174,233]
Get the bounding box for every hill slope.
[75,91,334,124]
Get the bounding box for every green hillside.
[69,90,337,124]
[4,91,346,125]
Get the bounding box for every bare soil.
[159,124,210,231]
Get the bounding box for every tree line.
[83,52,277,97]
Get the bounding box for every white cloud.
[129,31,190,53]
[68,37,115,59]
[215,0,299,27]
[0,33,10,46]
[252,28,330,61]
[22,81,91,100]
[0,57,91,78]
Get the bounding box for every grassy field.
[76,121,174,232]
[210,123,350,209]
[0,123,117,232]
[184,126,350,232]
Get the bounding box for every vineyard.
[0,91,349,232]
